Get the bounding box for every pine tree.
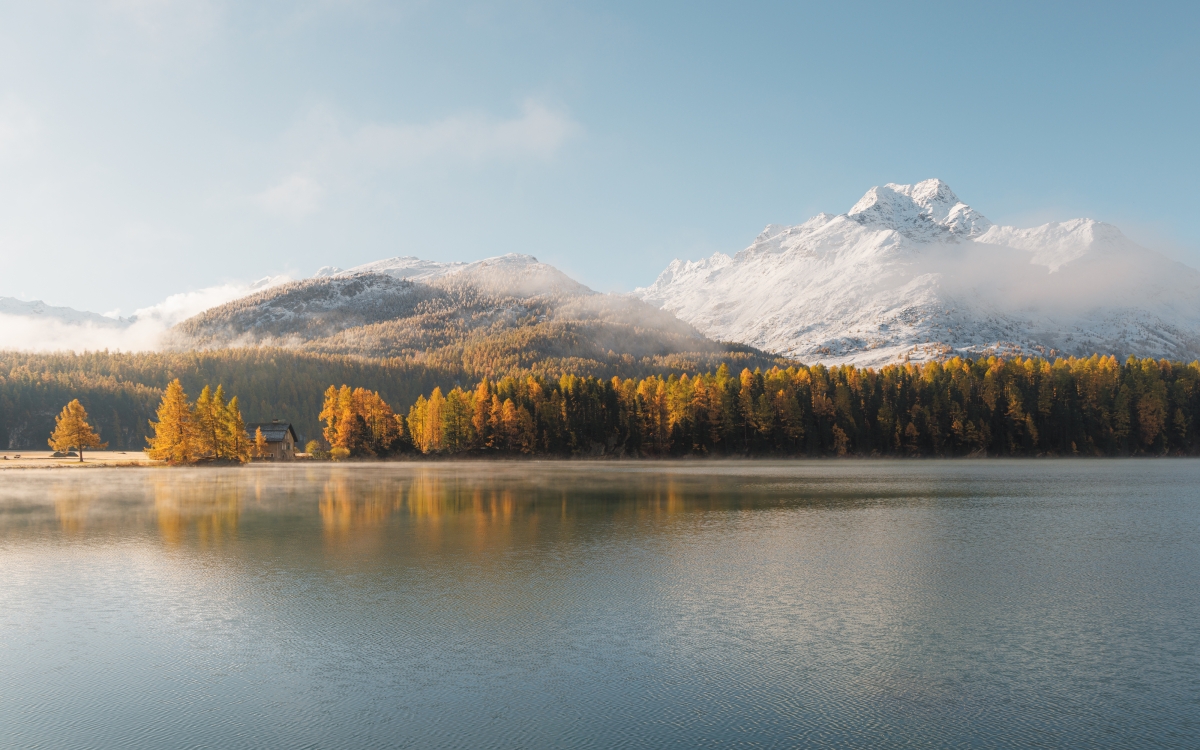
[146,380,194,464]
[48,399,107,462]
[254,427,268,459]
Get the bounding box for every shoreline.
[1,453,1193,469]
[0,451,163,469]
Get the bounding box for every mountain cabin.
[247,420,298,461]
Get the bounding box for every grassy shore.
[0,451,162,469]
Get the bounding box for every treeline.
[0,347,779,450]
[384,356,1200,457]
[0,349,460,449]
[8,349,1200,458]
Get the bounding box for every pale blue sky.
[0,1,1197,313]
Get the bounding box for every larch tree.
[48,399,107,462]
[193,385,223,459]
[146,379,194,464]
[254,427,268,459]
[320,383,405,458]
[222,395,250,462]
[318,385,344,449]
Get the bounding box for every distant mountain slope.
[315,252,589,297]
[637,179,1200,365]
[0,297,127,328]
[171,255,783,377]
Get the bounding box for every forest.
[328,355,1200,458]
[0,347,773,450]
[0,349,457,449]
[4,348,1198,457]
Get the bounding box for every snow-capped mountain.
[169,255,771,374]
[317,253,588,297]
[0,297,128,328]
[0,277,290,352]
[636,179,1200,365]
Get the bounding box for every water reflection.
[319,475,402,533]
[52,482,91,534]
[0,461,1197,749]
[152,474,242,546]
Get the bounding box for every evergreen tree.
[48,399,107,462]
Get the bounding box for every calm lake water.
[0,460,1197,749]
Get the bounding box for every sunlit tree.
[146,380,194,464]
[48,399,107,462]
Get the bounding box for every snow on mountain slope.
[0,297,128,327]
[169,265,758,372]
[329,253,589,297]
[637,179,1200,366]
[0,276,291,352]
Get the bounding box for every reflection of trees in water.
[314,470,712,549]
[406,475,518,521]
[52,482,90,534]
[319,475,402,533]
[317,471,530,538]
[153,475,241,546]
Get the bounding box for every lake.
[0,460,1197,748]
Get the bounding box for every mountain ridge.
[636,179,1200,365]
[167,264,783,379]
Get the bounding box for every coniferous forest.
[3,348,1199,457]
[0,347,773,451]
[0,349,459,450]
[332,355,1200,457]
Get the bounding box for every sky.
[0,0,1197,314]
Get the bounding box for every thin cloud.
[254,175,324,218]
[0,276,290,352]
[253,100,581,217]
[354,100,582,164]
[0,98,38,161]
[100,0,223,47]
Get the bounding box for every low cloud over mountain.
[636,179,1200,365]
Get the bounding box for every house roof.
[247,422,298,443]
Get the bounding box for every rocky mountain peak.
[848,178,992,239]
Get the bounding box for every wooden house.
[247,420,298,461]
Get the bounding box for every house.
[247,420,299,461]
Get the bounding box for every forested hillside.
[168,271,762,373]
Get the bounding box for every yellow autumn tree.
[320,384,404,458]
[406,394,430,454]
[221,395,251,462]
[193,385,223,459]
[146,379,194,464]
[48,399,107,462]
[253,427,268,459]
[319,385,348,450]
